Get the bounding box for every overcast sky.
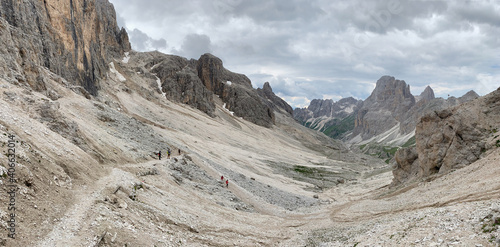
[109,0,500,108]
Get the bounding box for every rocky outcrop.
[147,53,216,117]
[136,52,274,127]
[293,97,362,139]
[400,89,479,135]
[196,53,252,93]
[416,86,435,102]
[352,76,415,139]
[459,90,480,103]
[294,97,362,124]
[257,82,293,116]
[0,0,130,96]
[393,87,500,184]
[197,53,275,127]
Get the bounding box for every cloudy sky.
[109,0,500,108]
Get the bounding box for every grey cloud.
[128,28,168,52]
[451,2,500,27]
[235,0,324,22]
[325,0,449,34]
[111,0,198,23]
[115,13,126,29]
[172,34,213,59]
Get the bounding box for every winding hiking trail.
[36,161,156,247]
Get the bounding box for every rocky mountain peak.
[308,99,333,118]
[197,53,252,93]
[419,86,435,102]
[459,90,480,103]
[352,76,415,139]
[262,82,272,92]
[371,75,414,103]
[257,82,293,116]
[196,53,274,127]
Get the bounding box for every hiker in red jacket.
[226,179,229,188]
[221,175,224,181]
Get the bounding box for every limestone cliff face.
[294,97,362,124]
[352,76,416,139]
[292,97,362,139]
[257,82,293,116]
[393,88,500,184]
[418,86,435,102]
[0,0,130,95]
[147,53,216,116]
[197,53,275,127]
[143,52,274,127]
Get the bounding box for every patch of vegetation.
[268,161,347,192]
[322,114,356,139]
[496,140,500,148]
[356,142,402,162]
[402,136,416,148]
[383,146,399,156]
[304,120,320,130]
[481,214,500,233]
[489,235,497,243]
[294,165,315,174]
[133,183,143,191]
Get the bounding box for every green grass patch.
[293,165,315,174]
[383,146,399,156]
[322,114,356,139]
[402,136,416,148]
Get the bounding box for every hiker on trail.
[158,150,161,160]
[167,148,171,159]
[226,179,229,188]
[178,149,181,155]
[221,175,224,181]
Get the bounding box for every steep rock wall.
[0,0,130,95]
[393,88,500,184]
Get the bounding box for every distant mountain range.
[294,76,479,160]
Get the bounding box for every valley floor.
[29,147,500,247]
